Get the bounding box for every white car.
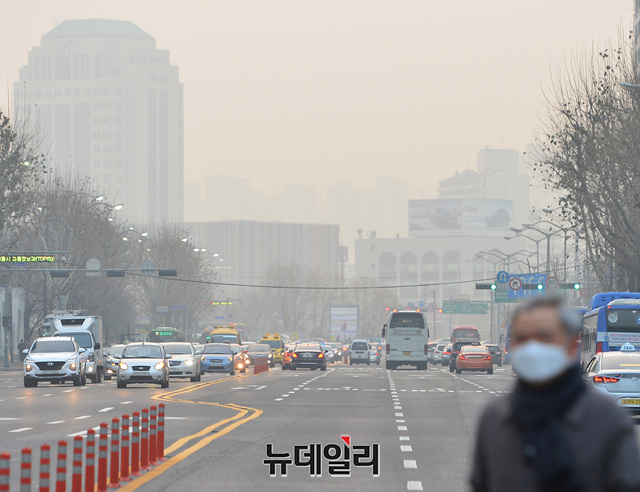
[584,347,640,413]
[162,342,201,382]
[433,344,446,364]
[23,337,86,387]
[116,342,170,388]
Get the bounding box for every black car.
[449,342,478,371]
[484,344,503,367]
[291,343,327,371]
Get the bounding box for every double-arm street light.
[504,231,545,271]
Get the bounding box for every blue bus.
[581,292,640,367]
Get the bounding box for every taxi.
[584,343,640,413]
[259,333,285,364]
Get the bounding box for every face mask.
[512,341,570,383]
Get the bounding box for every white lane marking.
[274,398,283,401]
[74,415,91,420]
[47,421,65,425]
[395,413,404,417]
[63,390,73,393]
[42,394,52,397]
[404,460,417,469]
[399,436,410,441]
[396,420,405,423]
[401,445,413,452]
[398,426,408,431]
[80,387,88,390]
[7,386,16,388]
[407,480,424,490]
[9,427,32,433]
[121,401,132,405]
[15,397,27,400]
[255,385,267,390]
[0,418,21,421]
[164,417,188,420]
[98,407,113,413]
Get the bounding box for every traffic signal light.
[559,283,581,290]
[438,308,443,314]
[385,307,390,311]
[476,283,497,290]
[537,283,544,290]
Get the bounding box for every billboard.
[330,305,359,341]
[409,199,513,236]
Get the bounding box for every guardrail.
[0,404,166,491]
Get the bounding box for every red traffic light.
[438,308,443,314]
[385,307,390,311]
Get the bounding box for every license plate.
[211,365,223,369]
[132,371,148,376]
[39,370,60,374]
[622,399,640,405]
[403,351,411,356]
[303,353,313,358]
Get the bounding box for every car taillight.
[318,353,324,358]
[292,353,298,358]
[386,344,390,355]
[424,345,428,355]
[596,342,603,354]
[375,352,379,356]
[594,375,619,383]
[444,351,450,355]
[458,355,466,360]
[483,356,492,360]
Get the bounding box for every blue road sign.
[418,300,426,308]
[507,273,546,299]
[496,271,509,284]
[407,302,415,309]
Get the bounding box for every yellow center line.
[118,372,265,490]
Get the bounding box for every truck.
[48,311,104,383]
[382,310,428,370]
[259,333,286,364]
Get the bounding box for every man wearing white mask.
[470,297,640,492]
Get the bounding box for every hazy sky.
[1,0,632,198]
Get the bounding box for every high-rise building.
[14,19,184,223]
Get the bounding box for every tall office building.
[14,19,183,223]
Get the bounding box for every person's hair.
[509,296,582,336]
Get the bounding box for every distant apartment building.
[15,19,183,223]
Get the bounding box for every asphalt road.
[0,361,523,491]
[4,362,639,490]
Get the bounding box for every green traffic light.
[490,284,497,290]
[573,283,580,290]
[537,284,544,290]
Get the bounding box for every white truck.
[382,310,429,370]
[49,312,104,383]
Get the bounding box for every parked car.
[116,342,170,388]
[291,343,327,371]
[200,343,236,375]
[455,345,493,375]
[349,339,370,365]
[23,337,86,387]
[162,342,201,382]
[104,344,126,380]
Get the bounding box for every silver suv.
[162,342,201,382]
[116,342,170,388]
[23,337,86,387]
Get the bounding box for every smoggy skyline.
[2,0,632,200]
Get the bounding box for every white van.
[51,313,104,383]
[382,310,428,370]
[349,339,371,365]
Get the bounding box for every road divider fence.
[253,356,270,375]
[0,404,166,491]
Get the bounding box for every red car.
[456,345,493,375]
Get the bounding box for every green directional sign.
[442,301,489,315]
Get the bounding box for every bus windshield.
[606,309,640,345]
[212,334,238,344]
[389,313,425,329]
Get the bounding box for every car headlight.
[69,362,77,371]
[119,362,129,371]
[25,357,34,364]
[154,362,165,371]
[184,359,193,366]
[25,364,33,372]
[226,357,232,363]
[201,356,206,361]
[268,353,273,359]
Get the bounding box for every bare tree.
[536,40,640,290]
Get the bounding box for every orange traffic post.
[71,436,83,492]
[140,409,149,471]
[97,423,108,492]
[149,406,157,465]
[131,412,140,476]
[40,444,51,492]
[84,430,95,492]
[108,418,120,489]
[55,441,67,492]
[157,404,166,461]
